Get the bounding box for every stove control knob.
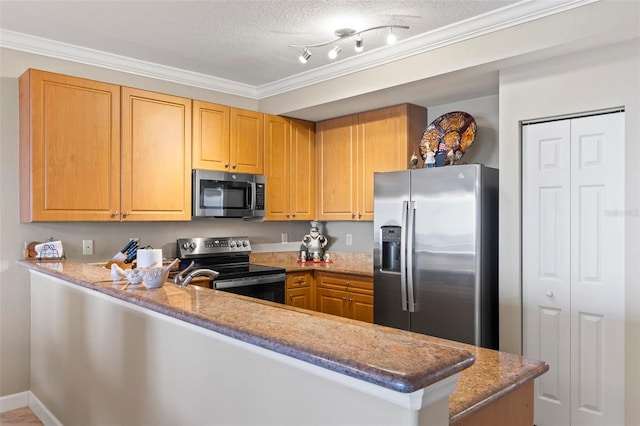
[182,242,190,250]
[242,240,248,247]
[189,242,196,250]
[230,241,236,248]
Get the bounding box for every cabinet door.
[316,288,349,317]
[121,87,192,221]
[230,107,263,174]
[348,292,374,323]
[316,115,358,220]
[287,287,313,309]
[19,69,121,222]
[264,114,290,220]
[192,100,230,171]
[357,105,425,221]
[289,119,315,220]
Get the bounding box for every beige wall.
[498,40,640,424]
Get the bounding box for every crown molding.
[0,0,596,100]
[0,29,258,98]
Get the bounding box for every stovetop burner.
[176,237,285,280]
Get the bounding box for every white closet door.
[569,113,625,426]
[523,112,625,426]
[523,120,572,426]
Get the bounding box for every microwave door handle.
[400,201,409,311]
[248,182,256,210]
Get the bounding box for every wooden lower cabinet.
[315,272,373,323]
[286,272,313,310]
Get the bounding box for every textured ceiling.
[1,0,521,87]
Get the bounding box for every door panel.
[410,166,479,345]
[569,113,625,426]
[373,170,411,330]
[523,119,571,426]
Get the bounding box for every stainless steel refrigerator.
[373,164,498,349]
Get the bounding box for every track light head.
[328,45,341,59]
[354,35,363,52]
[298,48,311,64]
[386,29,397,45]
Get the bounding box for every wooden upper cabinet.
[357,104,427,220]
[264,115,315,221]
[315,104,426,221]
[315,115,358,220]
[289,119,315,221]
[192,100,230,171]
[19,69,121,222]
[230,107,263,174]
[20,70,192,222]
[192,104,263,174]
[121,87,192,221]
[264,114,290,220]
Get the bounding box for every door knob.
[546,291,554,297]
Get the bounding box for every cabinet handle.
[224,162,230,168]
[358,213,362,218]
[292,214,296,218]
[352,213,356,219]
[342,297,347,301]
[546,291,554,298]
[232,164,237,169]
[289,295,293,301]
[349,298,353,303]
[111,211,119,218]
[345,281,350,286]
[122,211,131,218]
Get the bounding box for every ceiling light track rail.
[289,25,409,63]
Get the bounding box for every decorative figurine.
[302,221,328,262]
[425,150,436,168]
[409,152,419,169]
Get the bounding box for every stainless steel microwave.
[192,170,266,219]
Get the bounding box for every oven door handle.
[214,273,287,289]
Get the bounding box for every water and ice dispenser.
[380,226,401,273]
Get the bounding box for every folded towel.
[35,240,64,259]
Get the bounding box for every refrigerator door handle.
[407,201,416,313]
[400,201,409,311]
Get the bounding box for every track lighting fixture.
[354,34,363,52]
[298,48,312,64]
[328,45,341,59]
[289,24,408,64]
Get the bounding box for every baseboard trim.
[0,391,62,426]
[0,391,29,412]
[28,391,63,426]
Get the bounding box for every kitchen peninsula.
[20,260,547,426]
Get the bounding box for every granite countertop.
[250,251,373,276]
[20,259,548,422]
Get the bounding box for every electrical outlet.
[281,233,288,244]
[346,234,352,246]
[129,237,139,242]
[82,239,94,255]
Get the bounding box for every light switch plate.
[82,239,94,255]
[346,234,353,246]
[281,233,288,244]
